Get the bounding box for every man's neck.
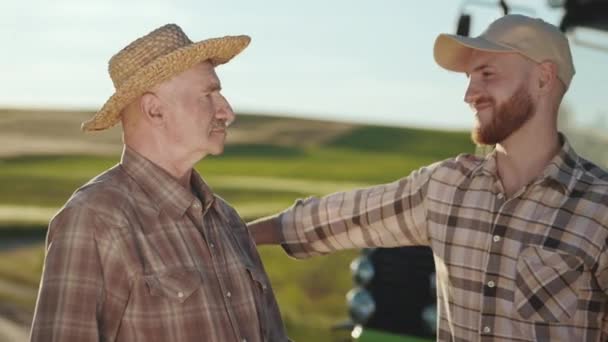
[494,125,560,197]
[125,143,198,189]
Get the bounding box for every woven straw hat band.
[109,24,193,89]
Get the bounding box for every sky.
[1,0,607,130]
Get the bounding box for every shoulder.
[561,157,608,243]
[576,156,608,186]
[212,195,244,223]
[572,157,608,214]
[385,153,483,195]
[49,165,138,239]
[419,153,483,180]
[67,165,134,211]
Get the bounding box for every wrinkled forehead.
[184,60,219,83]
[193,60,216,74]
[192,61,221,88]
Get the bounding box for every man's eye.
[482,71,493,77]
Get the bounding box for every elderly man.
[30,24,289,342]
[249,15,608,341]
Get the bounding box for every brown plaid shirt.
[30,147,289,342]
[279,135,608,341]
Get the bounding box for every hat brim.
[82,35,251,132]
[433,34,515,73]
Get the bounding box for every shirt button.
[242,339,247,342]
[209,243,215,248]
[497,193,504,200]
[487,280,495,288]
[226,291,232,298]
[483,326,491,333]
[493,235,501,243]
[177,291,184,298]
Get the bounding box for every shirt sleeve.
[30,206,104,341]
[279,164,436,258]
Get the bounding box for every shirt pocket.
[244,264,270,338]
[246,265,269,291]
[246,265,270,306]
[143,268,202,304]
[514,246,583,323]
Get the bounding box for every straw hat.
[434,15,575,89]
[82,24,251,131]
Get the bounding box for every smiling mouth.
[474,103,493,112]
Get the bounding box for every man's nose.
[464,79,482,105]
[215,94,236,126]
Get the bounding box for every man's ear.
[537,61,559,94]
[139,92,165,126]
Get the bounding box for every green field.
[0,110,473,341]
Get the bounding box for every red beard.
[471,84,535,145]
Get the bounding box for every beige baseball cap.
[434,14,575,88]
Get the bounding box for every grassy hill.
[0,108,473,341]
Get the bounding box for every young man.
[249,15,608,341]
[30,24,289,342]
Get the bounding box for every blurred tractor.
[342,247,436,342]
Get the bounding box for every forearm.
[248,166,433,258]
[247,215,283,245]
[279,176,431,255]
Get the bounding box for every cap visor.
[433,34,515,73]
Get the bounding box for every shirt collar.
[469,149,498,178]
[120,146,216,218]
[469,133,583,195]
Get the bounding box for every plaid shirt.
[279,135,608,341]
[30,147,288,342]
